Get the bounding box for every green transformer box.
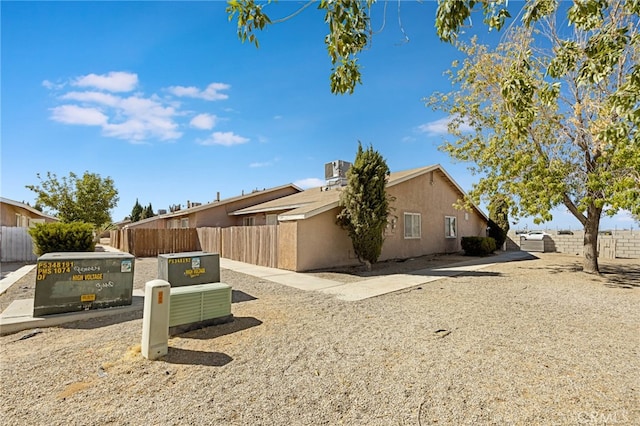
[157,251,220,287]
[33,252,135,316]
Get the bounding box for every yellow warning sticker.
[81,294,96,302]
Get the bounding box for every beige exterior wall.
[0,203,58,227]
[278,170,488,271]
[293,208,354,271]
[379,170,487,260]
[195,187,299,228]
[126,186,299,230]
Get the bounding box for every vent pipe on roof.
[216,192,220,202]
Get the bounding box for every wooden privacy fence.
[221,225,278,268]
[111,228,200,257]
[0,226,38,262]
[111,226,278,267]
[197,227,222,254]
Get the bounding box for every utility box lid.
[157,251,220,287]
[34,252,135,316]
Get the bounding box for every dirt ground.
[1,252,638,425]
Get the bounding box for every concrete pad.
[0,289,144,336]
[0,264,35,296]
[320,252,534,301]
[220,258,342,291]
[321,274,431,301]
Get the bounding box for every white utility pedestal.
[141,279,171,360]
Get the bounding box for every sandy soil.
[1,252,638,425]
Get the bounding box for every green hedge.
[461,236,497,256]
[29,222,96,256]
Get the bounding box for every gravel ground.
[1,253,638,425]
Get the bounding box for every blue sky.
[1,1,636,231]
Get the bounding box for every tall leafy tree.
[427,1,639,273]
[336,142,392,269]
[26,171,119,227]
[130,199,143,223]
[228,1,639,273]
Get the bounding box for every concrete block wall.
[506,230,640,259]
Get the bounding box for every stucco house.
[0,197,58,227]
[125,184,302,230]
[230,164,488,271]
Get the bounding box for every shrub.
[29,222,96,256]
[461,236,497,256]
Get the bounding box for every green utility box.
[157,251,220,287]
[169,283,232,335]
[33,252,135,316]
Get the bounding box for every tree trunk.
[582,204,602,274]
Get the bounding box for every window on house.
[266,214,278,225]
[180,218,189,229]
[445,216,457,238]
[243,217,255,226]
[170,219,179,229]
[404,213,421,239]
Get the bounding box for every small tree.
[26,171,119,228]
[336,142,392,269]
[130,199,143,222]
[488,194,510,250]
[142,203,155,219]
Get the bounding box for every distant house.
[231,165,488,271]
[0,197,58,227]
[125,184,302,230]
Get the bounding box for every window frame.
[243,216,255,226]
[266,214,278,225]
[404,212,421,239]
[445,216,457,239]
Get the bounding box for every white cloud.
[613,209,635,222]
[72,71,138,92]
[249,157,279,168]
[294,178,325,189]
[198,131,249,146]
[42,80,65,90]
[62,91,120,107]
[167,82,230,101]
[249,161,273,168]
[46,71,235,143]
[190,113,217,130]
[418,116,472,135]
[52,90,181,141]
[50,105,108,126]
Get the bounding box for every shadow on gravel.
[409,270,503,278]
[518,259,639,289]
[601,263,640,289]
[310,251,536,279]
[165,347,233,367]
[232,290,257,303]
[61,307,144,330]
[176,316,262,340]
